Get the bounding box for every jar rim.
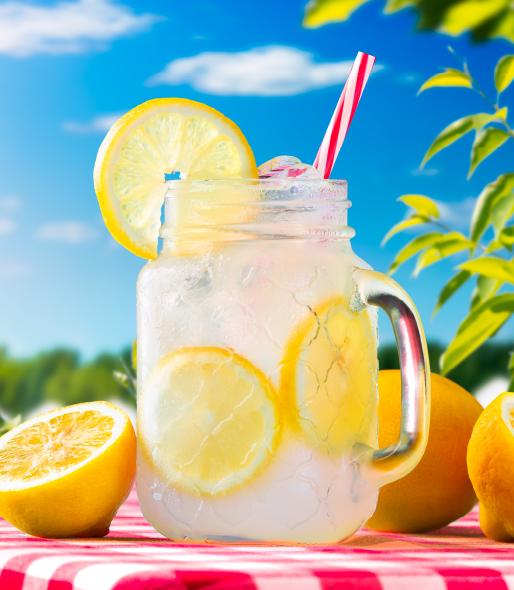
[160,176,353,245]
[164,178,348,206]
[165,177,347,192]
[164,178,348,186]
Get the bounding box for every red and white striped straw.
[314,51,375,179]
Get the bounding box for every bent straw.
[314,51,375,179]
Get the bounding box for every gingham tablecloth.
[1,490,514,590]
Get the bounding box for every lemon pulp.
[0,401,136,537]
[0,403,128,489]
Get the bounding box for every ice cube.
[258,155,321,180]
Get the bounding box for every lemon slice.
[280,297,377,455]
[139,347,281,496]
[0,401,136,537]
[94,99,257,259]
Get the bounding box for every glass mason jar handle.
[353,268,430,486]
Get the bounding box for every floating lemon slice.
[280,296,377,455]
[139,347,281,496]
[0,402,136,537]
[94,99,257,258]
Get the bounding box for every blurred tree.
[303,0,514,43]
[0,339,510,432]
[66,354,133,406]
[0,347,135,422]
[379,341,512,392]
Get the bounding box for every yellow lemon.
[280,296,378,455]
[0,401,135,538]
[367,371,482,533]
[467,391,514,541]
[94,98,257,259]
[139,347,281,496]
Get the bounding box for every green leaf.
[384,0,413,13]
[495,55,514,93]
[476,274,503,300]
[389,232,444,274]
[414,233,472,275]
[509,352,514,391]
[486,8,514,44]
[0,414,21,436]
[460,256,514,284]
[468,127,510,178]
[398,194,440,219]
[440,293,514,375]
[499,226,514,248]
[132,340,137,370]
[418,68,472,94]
[471,275,503,309]
[113,370,130,388]
[492,188,514,235]
[433,270,471,315]
[496,107,509,121]
[303,0,369,27]
[484,238,506,254]
[421,114,492,168]
[470,173,514,242]
[382,215,427,245]
[439,0,507,36]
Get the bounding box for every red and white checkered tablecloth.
[1,490,514,589]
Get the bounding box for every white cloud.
[0,261,29,278]
[0,218,16,236]
[147,46,380,96]
[37,221,98,243]
[438,197,476,231]
[0,0,161,57]
[0,196,22,212]
[411,167,439,177]
[63,112,121,134]
[396,72,422,86]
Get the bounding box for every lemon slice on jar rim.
[94,98,258,259]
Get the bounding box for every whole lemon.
[367,371,482,533]
[467,391,514,541]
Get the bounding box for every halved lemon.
[280,296,377,455]
[468,392,514,541]
[94,98,258,258]
[0,401,136,537]
[139,347,281,496]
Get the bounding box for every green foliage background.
[383,53,514,387]
[303,0,514,43]
[0,347,135,432]
[303,0,514,391]
[0,341,509,431]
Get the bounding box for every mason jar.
[136,178,430,543]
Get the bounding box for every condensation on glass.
[136,179,430,543]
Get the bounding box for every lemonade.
[136,179,380,542]
[94,99,430,544]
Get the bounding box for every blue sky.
[0,0,512,358]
